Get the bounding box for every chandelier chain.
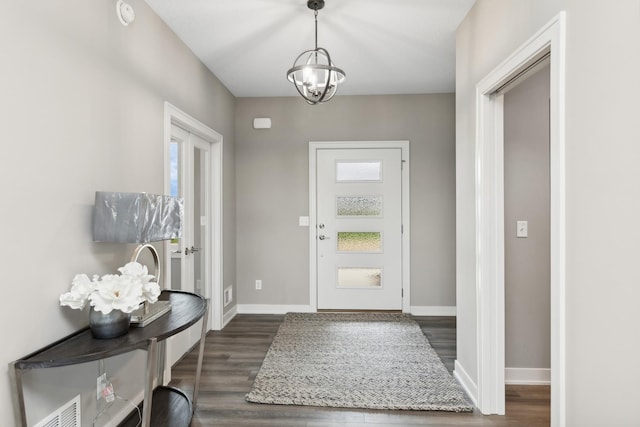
[314,10,318,50]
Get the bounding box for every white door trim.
[309,141,410,312]
[164,102,224,332]
[474,12,566,426]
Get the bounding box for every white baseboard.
[454,360,478,407]
[410,306,456,316]
[505,367,551,385]
[236,305,455,315]
[236,304,315,314]
[222,304,238,328]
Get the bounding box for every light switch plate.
[299,216,309,226]
[516,220,528,238]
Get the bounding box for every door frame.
[473,12,566,425]
[164,102,224,331]
[309,141,410,312]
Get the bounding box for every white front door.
[167,124,211,366]
[316,148,403,310]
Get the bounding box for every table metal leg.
[9,362,27,427]
[192,300,209,410]
[142,338,158,427]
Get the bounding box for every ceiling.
[144,0,476,98]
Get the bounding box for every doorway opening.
[471,12,566,426]
[503,63,551,387]
[163,102,223,374]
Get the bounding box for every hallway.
[169,314,550,426]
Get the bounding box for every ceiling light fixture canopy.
[286,0,345,105]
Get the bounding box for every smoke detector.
[116,0,135,26]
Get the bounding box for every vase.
[89,307,131,339]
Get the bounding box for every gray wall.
[456,1,640,425]
[235,94,456,309]
[0,1,235,425]
[504,65,550,370]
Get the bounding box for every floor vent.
[35,394,81,427]
[224,286,233,307]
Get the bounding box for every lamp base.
[129,243,171,327]
[130,301,172,327]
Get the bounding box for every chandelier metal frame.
[286,0,345,104]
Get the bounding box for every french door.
[167,123,211,366]
[316,148,404,310]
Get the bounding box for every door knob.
[185,246,201,255]
[318,235,330,240]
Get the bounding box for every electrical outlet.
[97,373,107,400]
[255,279,262,290]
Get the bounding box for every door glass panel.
[337,232,381,252]
[336,161,382,182]
[337,268,382,288]
[336,196,382,216]
[169,142,179,198]
[169,139,182,291]
[193,146,205,297]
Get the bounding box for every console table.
[9,290,208,427]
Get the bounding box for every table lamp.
[92,191,183,326]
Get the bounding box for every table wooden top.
[13,291,206,369]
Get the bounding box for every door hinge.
[401,224,404,234]
[401,288,404,297]
[401,160,405,170]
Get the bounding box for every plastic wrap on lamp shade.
[93,191,183,243]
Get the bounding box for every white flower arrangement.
[60,262,161,314]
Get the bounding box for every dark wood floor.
[170,314,550,426]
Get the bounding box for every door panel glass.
[336,161,382,182]
[170,140,182,291]
[193,146,206,297]
[336,195,382,216]
[337,232,381,252]
[337,268,382,288]
[170,142,180,198]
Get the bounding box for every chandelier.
[286,0,346,105]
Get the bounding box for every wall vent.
[224,286,233,307]
[34,394,81,427]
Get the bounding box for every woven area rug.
[246,312,473,412]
